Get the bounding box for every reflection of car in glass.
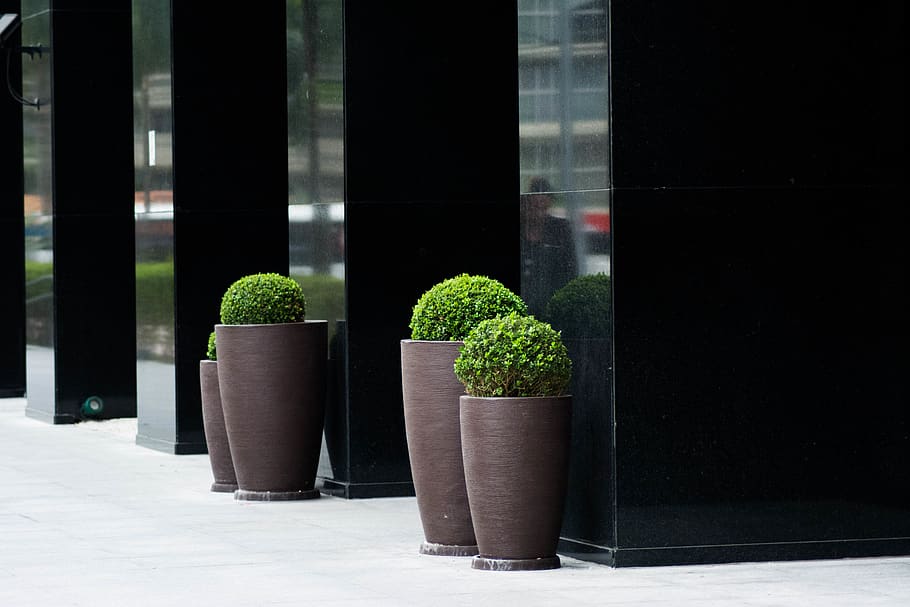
[582,208,610,275]
[582,208,610,252]
[289,203,345,279]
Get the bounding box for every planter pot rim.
[216,320,327,329]
[460,394,572,401]
[400,338,464,345]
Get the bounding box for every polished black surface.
[611,0,904,187]
[0,215,25,398]
[612,186,908,550]
[344,3,516,205]
[22,1,137,422]
[0,0,25,398]
[331,0,520,499]
[610,2,904,189]
[555,0,910,566]
[340,201,519,495]
[52,214,136,420]
[133,1,289,452]
[173,210,289,453]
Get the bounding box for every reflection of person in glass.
[521,177,578,318]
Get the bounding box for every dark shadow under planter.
[401,340,477,556]
[199,360,238,493]
[460,395,572,571]
[216,321,328,501]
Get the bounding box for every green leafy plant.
[545,272,612,339]
[220,273,306,325]
[409,273,527,341]
[454,312,571,397]
[206,331,217,361]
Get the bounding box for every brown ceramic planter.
[199,360,238,493]
[460,395,572,571]
[400,340,477,556]
[216,321,327,501]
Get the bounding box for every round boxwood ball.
[220,273,306,325]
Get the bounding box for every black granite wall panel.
[134,2,289,453]
[23,1,136,422]
[604,0,908,565]
[323,3,520,497]
[0,0,26,398]
[610,2,904,189]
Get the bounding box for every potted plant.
[401,273,527,556]
[215,273,327,501]
[454,312,572,571]
[199,330,238,492]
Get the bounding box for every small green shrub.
[454,312,571,397]
[409,273,527,341]
[545,272,611,338]
[220,273,306,325]
[206,331,217,361]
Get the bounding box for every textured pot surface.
[199,360,237,492]
[216,321,327,497]
[460,395,572,569]
[401,340,477,555]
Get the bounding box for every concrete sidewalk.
[2,397,908,606]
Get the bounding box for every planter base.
[471,555,561,571]
[234,489,321,502]
[420,541,479,557]
[211,482,239,493]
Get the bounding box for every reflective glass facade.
[287,0,345,327]
[21,2,54,410]
[519,0,614,551]
[132,0,176,442]
[287,0,345,479]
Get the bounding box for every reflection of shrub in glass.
[545,272,611,339]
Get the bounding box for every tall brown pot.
[199,360,238,492]
[400,340,477,556]
[216,321,327,501]
[460,395,572,571]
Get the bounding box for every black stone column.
[133,3,289,453]
[319,3,520,498]
[604,1,909,566]
[0,0,26,398]
[23,0,136,422]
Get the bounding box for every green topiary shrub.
[220,273,306,325]
[206,331,217,361]
[409,273,528,341]
[454,312,571,397]
[544,272,612,339]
